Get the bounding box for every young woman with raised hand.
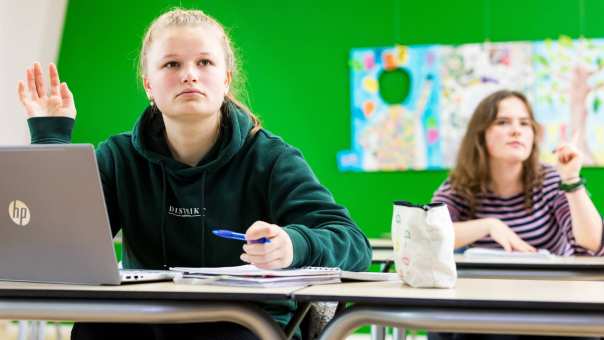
[430,90,602,340]
[17,8,371,340]
[433,89,603,256]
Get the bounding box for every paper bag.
[391,201,457,288]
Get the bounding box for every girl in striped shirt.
[433,89,603,256]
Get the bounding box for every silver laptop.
[0,144,179,285]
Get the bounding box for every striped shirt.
[432,164,604,256]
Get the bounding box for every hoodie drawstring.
[200,171,207,266]
[159,161,168,269]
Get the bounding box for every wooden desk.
[295,279,604,339]
[0,281,295,339]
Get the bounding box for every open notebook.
[170,265,399,288]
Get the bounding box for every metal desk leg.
[55,322,64,340]
[369,261,393,340]
[370,324,385,340]
[319,305,604,339]
[18,320,27,340]
[33,320,45,340]
[392,327,406,340]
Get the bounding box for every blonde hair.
[450,90,544,216]
[139,8,261,133]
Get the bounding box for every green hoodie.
[28,102,372,330]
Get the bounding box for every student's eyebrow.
[160,54,179,59]
[160,52,214,60]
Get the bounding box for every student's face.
[143,25,231,120]
[484,96,535,164]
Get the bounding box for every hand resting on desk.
[455,218,536,253]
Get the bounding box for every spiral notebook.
[170,265,399,287]
[170,265,342,288]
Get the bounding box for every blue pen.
[212,229,271,244]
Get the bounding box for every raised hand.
[554,133,583,182]
[17,62,76,118]
[487,218,536,252]
[240,221,294,269]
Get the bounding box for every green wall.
[59,0,604,238]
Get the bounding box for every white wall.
[0,0,68,145]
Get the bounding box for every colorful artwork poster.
[532,38,604,165]
[337,38,604,172]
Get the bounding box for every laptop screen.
[0,144,122,285]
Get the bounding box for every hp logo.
[8,200,30,226]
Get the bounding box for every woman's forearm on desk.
[566,188,603,252]
[453,220,490,249]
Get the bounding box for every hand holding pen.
[212,221,294,270]
[212,229,271,244]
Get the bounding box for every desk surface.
[0,280,295,339]
[0,280,296,301]
[311,279,604,339]
[295,278,604,310]
[373,248,604,268]
[373,249,604,280]
[456,254,604,269]
[369,238,393,249]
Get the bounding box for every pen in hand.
[212,229,271,244]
